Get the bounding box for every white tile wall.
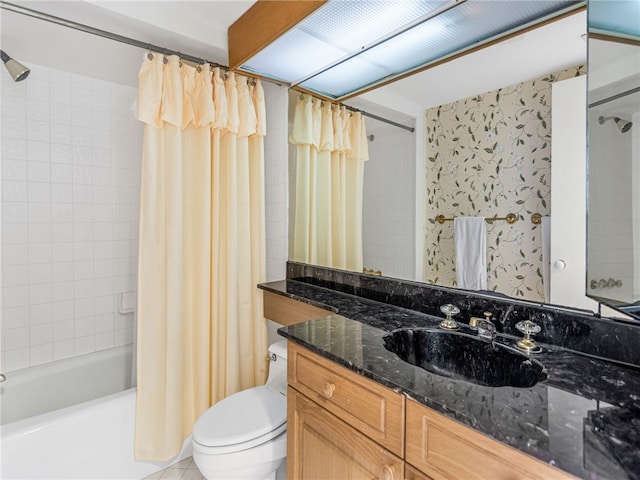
[1,62,142,373]
[362,121,416,281]
[263,83,289,283]
[587,111,636,302]
[262,83,289,346]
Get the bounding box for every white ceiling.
[356,10,587,118]
[87,0,255,55]
[0,1,586,122]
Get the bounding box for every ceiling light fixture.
[588,0,640,40]
[229,0,585,101]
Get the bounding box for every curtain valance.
[136,54,265,137]
[289,94,369,160]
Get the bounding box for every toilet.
[192,340,288,480]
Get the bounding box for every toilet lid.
[193,386,286,448]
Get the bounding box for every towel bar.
[435,213,517,224]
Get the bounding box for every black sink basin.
[383,329,547,388]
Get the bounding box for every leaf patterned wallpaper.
[423,66,585,301]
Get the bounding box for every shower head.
[0,50,30,82]
[598,115,632,133]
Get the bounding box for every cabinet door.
[288,387,404,480]
[405,399,575,480]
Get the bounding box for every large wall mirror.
[586,0,640,320]
[289,6,590,307]
[287,3,636,318]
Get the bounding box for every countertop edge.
[259,280,340,313]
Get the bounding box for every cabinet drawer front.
[406,400,575,480]
[288,388,404,480]
[288,342,405,457]
[263,291,332,326]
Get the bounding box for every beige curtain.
[134,54,268,461]
[290,94,369,271]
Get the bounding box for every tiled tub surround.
[1,62,141,371]
[259,263,640,479]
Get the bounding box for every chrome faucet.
[476,317,496,341]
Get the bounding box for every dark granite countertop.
[260,279,640,480]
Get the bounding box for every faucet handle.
[439,304,460,330]
[516,319,541,336]
[440,303,460,319]
[515,320,541,353]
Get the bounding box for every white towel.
[454,216,487,290]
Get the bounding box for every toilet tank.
[266,340,288,395]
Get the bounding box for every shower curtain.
[290,94,369,271]
[134,54,268,461]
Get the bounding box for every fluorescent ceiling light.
[235,0,585,100]
[588,0,640,39]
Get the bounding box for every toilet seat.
[193,385,286,454]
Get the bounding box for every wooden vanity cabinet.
[263,291,333,326]
[288,388,404,480]
[279,294,575,480]
[287,341,405,480]
[406,399,575,480]
[405,463,435,480]
[287,341,405,456]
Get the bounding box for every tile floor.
[143,457,205,480]
[144,455,287,480]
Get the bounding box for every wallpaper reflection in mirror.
[423,66,585,301]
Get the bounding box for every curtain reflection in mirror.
[290,94,369,272]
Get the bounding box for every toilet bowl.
[192,340,288,480]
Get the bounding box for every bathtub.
[1,346,192,479]
[1,345,135,425]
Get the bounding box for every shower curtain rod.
[344,106,415,132]
[1,0,415,134]
[589,85,640,108]
[294,90,415,132]
[0,1,245,74]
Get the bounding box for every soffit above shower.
[228,0,586,101]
